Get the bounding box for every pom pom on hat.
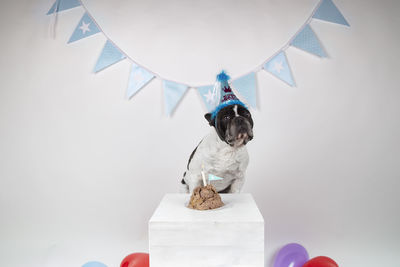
[216,71,230,82]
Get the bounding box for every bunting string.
[47,0,350,115]
[49,0,60,38]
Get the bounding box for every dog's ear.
[204,113,214,126]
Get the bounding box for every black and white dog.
[181,103,253,193]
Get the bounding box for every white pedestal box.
[149,194,264,267]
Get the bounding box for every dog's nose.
[237,133,248,140]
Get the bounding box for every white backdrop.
[0,0,399,266]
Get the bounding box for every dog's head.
[205,104,254,147]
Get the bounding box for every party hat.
[210,71,247,120]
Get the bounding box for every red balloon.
[120,253,149,267]
[302,256,338,267]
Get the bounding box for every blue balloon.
[82,261,107,267]
[273,243,309,267]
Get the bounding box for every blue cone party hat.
[210,71,247,120]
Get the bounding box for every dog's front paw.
[229,178,244,193]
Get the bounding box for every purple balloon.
[273,243,309,267]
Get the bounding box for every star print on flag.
[126,63,154,99]
[79,21,91,34]
[264,51,295,86]
[68,12,100,43]
[273,61,284,73]
[197,85,217,112]
[204,90,215,103]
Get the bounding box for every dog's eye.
[243,113,251,118]
[223,115,230,121]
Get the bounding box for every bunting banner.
[163,81,188,116]
[263,51,295,86]
[232,72,257,108]
[290,25,327,57]
[47,0,350,116]
[68,12,100,44]
[47,0,80,15]
[94,40,126,73]
[197,85,216,112]
[126,63,155,99]
[313,0,350,26]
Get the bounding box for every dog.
[181,103,253,193]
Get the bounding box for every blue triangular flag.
[197,85,217,112]
[290,25,327,57]
[68,12,100,43]
[94,40,126,73]
[263,51,295,87]
[163,81,188,116]
[232,72,257,108]
[208,174,224,181]
[126,63,154,99]
[47,0,81,15]
[313,0,349,26]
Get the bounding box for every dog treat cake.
[188,184,224,210]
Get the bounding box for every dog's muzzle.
[226,117,253,147]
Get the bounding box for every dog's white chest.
[206,147,244,175]
[185,129,249,193]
